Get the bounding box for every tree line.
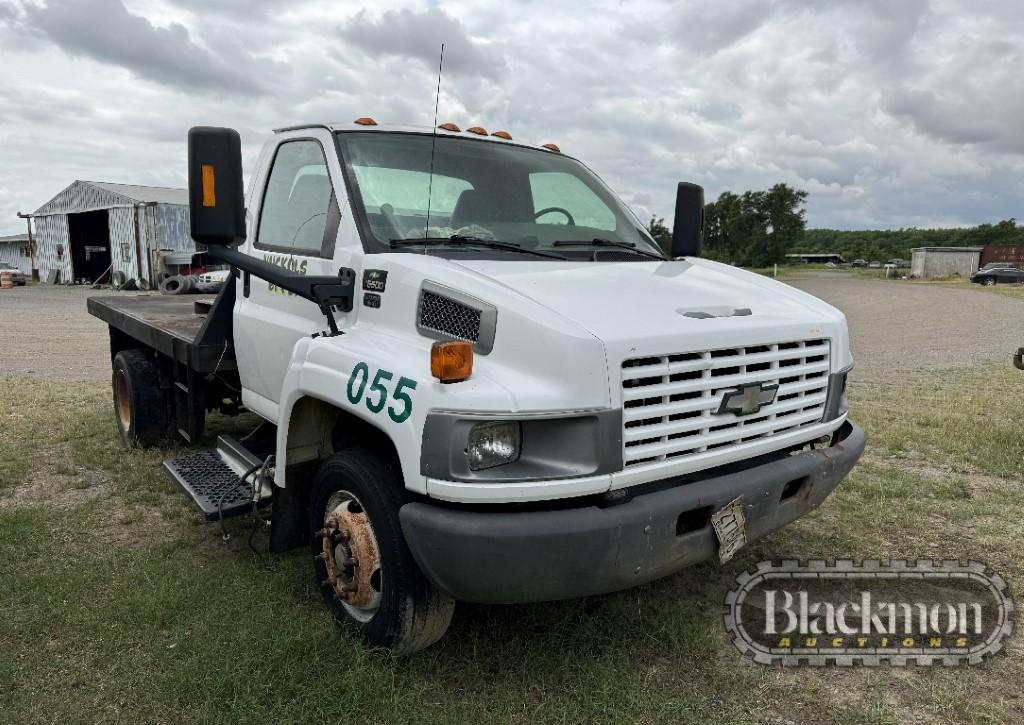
[647,187,1022,265]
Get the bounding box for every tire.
[160,275,184,295]
[984,277,996,286]
[309,448,454,654]
[111,270,126,290]
[112,349,168,446]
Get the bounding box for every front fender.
[274,327,520,493]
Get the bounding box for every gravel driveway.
[788,273,1024,382]
[2,274,1022,382]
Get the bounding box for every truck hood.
[451,258,851,369]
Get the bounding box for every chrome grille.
[418,290,481,343]
[621,339,830,468]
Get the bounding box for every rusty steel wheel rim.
[317,490,382,622]
[114,371,131,432]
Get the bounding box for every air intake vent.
[419,290,481,342]
[416,282,497,354]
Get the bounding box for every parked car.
[887,258,910,269]
[0,263,26,285]
[971,267,1024,286]
[978,262,1016,272]
[851,259,868,267]
[868,261,881,268]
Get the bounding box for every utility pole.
[16,211,37,282]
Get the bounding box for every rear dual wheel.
[310,447,454,654]
[112,350,168,446]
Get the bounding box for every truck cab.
[89,119,864,653]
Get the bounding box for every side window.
[257,140,338,256]
[529,172,616,231]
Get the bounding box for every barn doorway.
[68,210,111,283]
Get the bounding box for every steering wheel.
[534,206,575,226]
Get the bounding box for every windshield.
[336,132,664,259]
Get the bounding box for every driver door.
[233,133,342,420]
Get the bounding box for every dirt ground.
[1,273,1022,382]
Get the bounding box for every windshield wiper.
[553,238,665,260]
[390,235,567,260]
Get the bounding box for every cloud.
[338,7,505,79]
[1,0,1024,236]
[19,0,271,94]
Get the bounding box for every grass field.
[2,364,1022,724]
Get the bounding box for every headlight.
[466,421,521,470]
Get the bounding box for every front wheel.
[309,448,454,654]
[984,277,997,286]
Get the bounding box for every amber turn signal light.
[466,126,488,135]
[431,340,473,383]
[491,130,512,140]
[353,117,378,126]
[541,143,561,153]
[438,122,461,132]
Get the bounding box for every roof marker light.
[353,117,378,126]
[542,143,561,153]
[491,131,512,140]
[438,122,461,132]
[466,126,487,135]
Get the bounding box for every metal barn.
[910,247,982,279]
[0,234,32,275]
[32,181,193,286]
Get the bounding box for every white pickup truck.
[88,119,864,653]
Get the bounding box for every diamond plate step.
[163,436,272,521]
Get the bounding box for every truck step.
[163,436,273,521]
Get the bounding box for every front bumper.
[400,421,865,604]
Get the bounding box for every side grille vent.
[419,290,482,342]
[415,281,498,354]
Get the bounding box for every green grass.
[2,368,1023,724]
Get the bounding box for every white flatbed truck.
[88,120,864,653]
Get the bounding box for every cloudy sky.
[1,0,1022,235]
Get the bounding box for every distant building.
[0,233,32,275]
[910,247,982,279]
[32,180,193,285]
[980,244,1024,269]
[785,252,845,264]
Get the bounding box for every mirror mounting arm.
[205,245,355,337]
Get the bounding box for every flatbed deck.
[87,288,236,372]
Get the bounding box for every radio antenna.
[424,43,444,242]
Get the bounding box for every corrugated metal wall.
[34,214,73,282]
[109,207,141,281]
[33,184,193,284]
[0,243,31,274]
[34,181,128,216]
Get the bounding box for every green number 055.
[346,363,417,423]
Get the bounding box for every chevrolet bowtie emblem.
[717,382,779,416]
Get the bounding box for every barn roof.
[34,180,187,216]
[0,233,29,244]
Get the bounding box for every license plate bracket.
[710,496,747,564]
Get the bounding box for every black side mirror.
[188,126,245,246]
[671,182,704,258]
